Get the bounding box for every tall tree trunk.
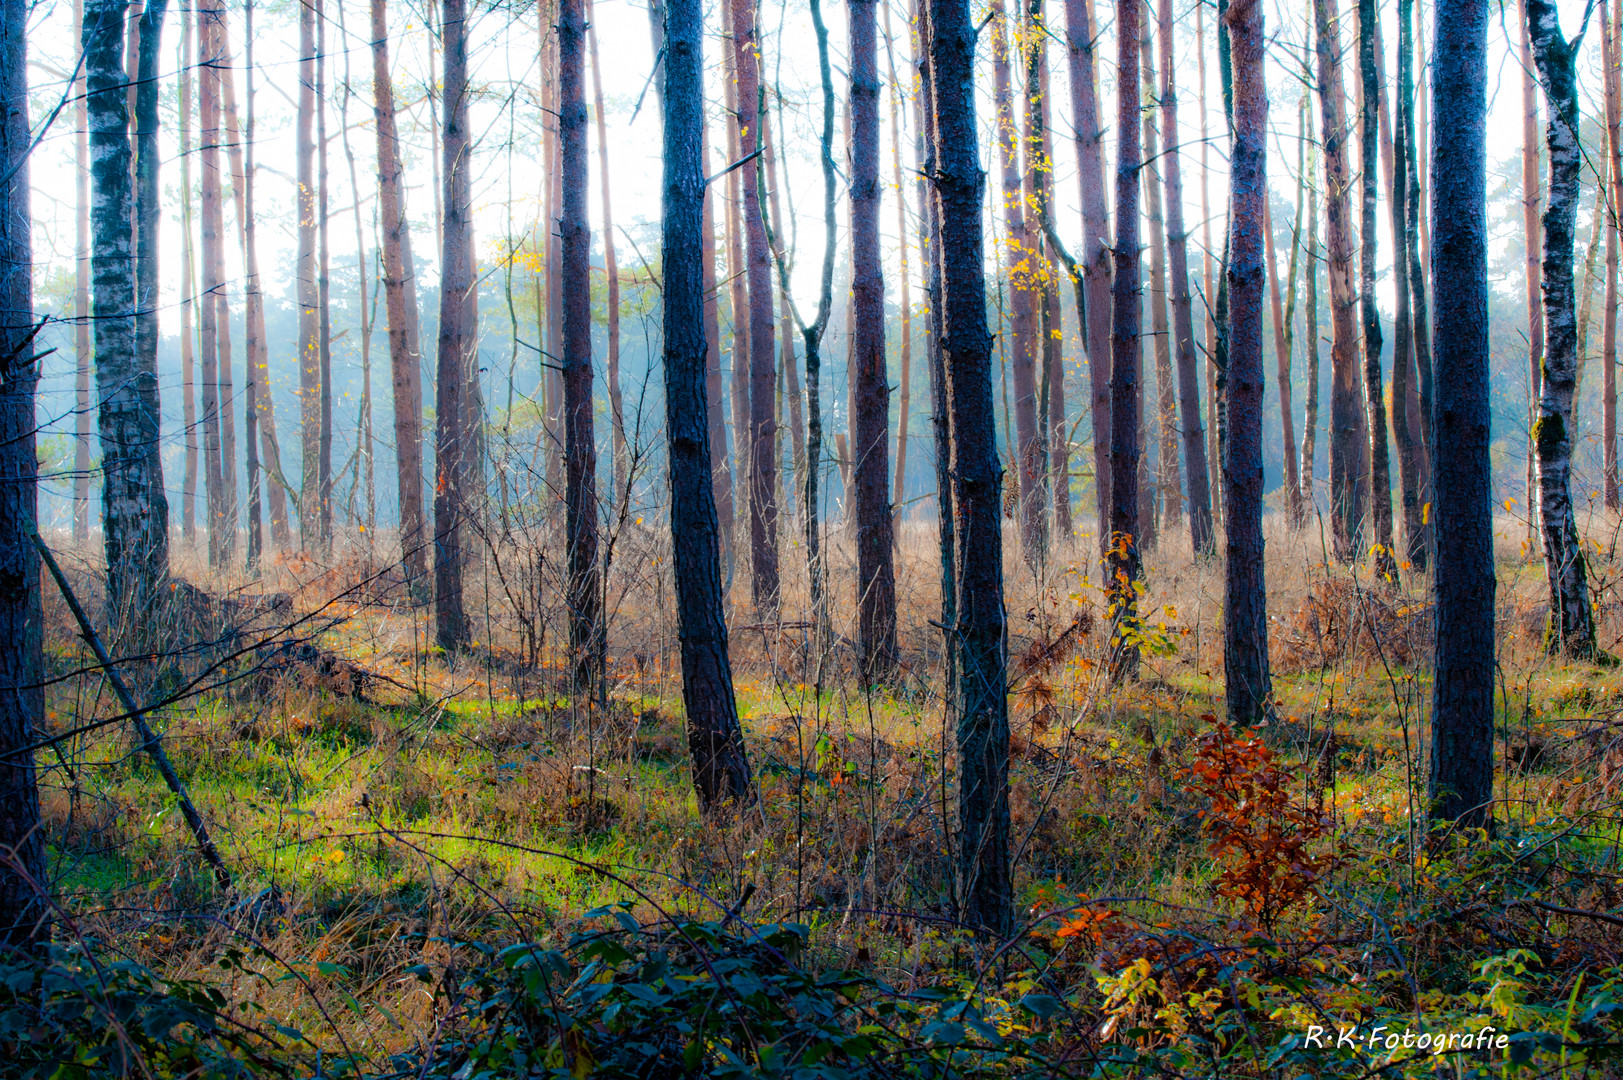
[296,0,319,545]
[74,0,93,544]
[88,0,168,623]
[1315,0,1365,562]
[1266,198,1304,528]
[927,0,1010,939]
[1302,72,1322,513]
[731,0,780,615]
[371,0,428,591]
[1359,0,1397,583]
[560,0,604,695]
[1200,0,1222,530]
[135,1,169,513]
[434,0,475,652]
[1528,0,1598,659]
[991,0,1043,561]
[1404,0,1434,506]
[316,0,332,548]
[1225,0,1272,727]
[1158,0,1214,553]
[197,0,227,567]
[1036,54,1071,540]
[1606,0,1622,511]
[587,0,626,501]
[1389,0,1423,568]
[0,0,46,946]
[1141,20,1181,534]
[886,0,913,536]
[701,125,734,558]
[850,0,897,680]
[722,10,749,576]
[1521,0,1544,546]
[663,0,755,811]
[209,4,236,561]
[1429,0,1494,829]
[763,110,806,511]
[1109,0,1143,677]
[1062,0,1112,555]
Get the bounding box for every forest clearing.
[4,0,1623,1073]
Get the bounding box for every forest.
[2,0,1623,1073]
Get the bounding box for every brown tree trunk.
[886,0,913,536]
[926,0,1011,938]
[1302,67,1322,513]
[560,0,604,695]
[315,0,332,548]
[1224,0,1273,726]
[851,0,896,679]
[199,0,228,566]
[1062,0,1112,555]
[991,0,1043,561]
[1606,0,1622,510]
[1266,197,1304,527]
[433,0,475,652]
[1141,20,1182,534]
[1315,0,1365,562]
[722,13,749,575]
[1109,0,1143,677]
[0,0,47,945]
[1159,0,1214,553]
[1429,0,1493,829]
[1388,0,1423,568]
[296,0,319,546]
[731,0,780,615]
[762,110,806,509]
[1359,0,1397,583]
[587,0,627,502]
[664,0,756,811]
[371,0,428,591]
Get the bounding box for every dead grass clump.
[1275,577,1430,671]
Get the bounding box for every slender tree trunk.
[722,11,749,575]
[88,0,167,623]
[74,0,93,544]
[586,0,626,500]
[1036,55,1070,540]
[371,0,428,591]
[991,0,1042,561]
[434,0,475,652]
[1358,0,1396,583]
[1606,0,1622,511]
[731,0,780,615]
[296,0,319,545]
[1140,22,1181,534]
[1303,83,1322,513]
[1109,0,1143,677]
[1157,0,1213,553]
[663,0,755,811]
[559,0,603,695]
[886,0,913,536]
[850,0,897,679]
[196,0,226,566]
[927,0,1010,939]
[0,0,47,945]
[1388,1,1422,568]
[1520,0,1545,547]
[701,126,735,559]
[763,111,806,510]
[136,0,168,533]
[1200,0,1222,530]
[1266,198,1303,528]
[315,0,332,548]
[209,5,236,562]
[1429,0,1494,828]
[1528,0,1598,659]
[1062,0,1112,555]
[1225,0,1272,726]
[1315,0,1364,562]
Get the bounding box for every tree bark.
[1429,0,1494,829]
[886,0,913,536]
[701,126,734,557]
[1158,0,1213,553]
[1266,197,1303,529]
[371,0,428,592]
[1389,0,1423,569]
[1359,0,1397,583]
[560,0,604,696]
[1225,0,1272,726]
[762,110,806,514]
[1403,0,1434,508]
[587,0,627,501]
[90,0,168,622]
[663,0,755,811]
[135,0,168,572]
[196,0,227,567]
[296,0,320,546]
[1109,0,1143,677]
[434,0,475,652]
[1200,0,1222,530]
[1605,0,1622,511]
[850,0,897,679]
[1315,0,1365,562]
[991,0,1043,562]
[927,0,1010,939]
[1521,0,1544,543]
[1141,21,1181,535]
[722,9,749,577]
[0,0,49,949]
[1528,0,1599,659]
[316,0,332,548]
[731,0,780,615]
[1303,66,1322,513]
[74,0,93,544]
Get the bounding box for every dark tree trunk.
[1390,0,1423,569]
[1528,0,1598,659]
[372,0,428,592]
[134,0,168,561]
[1402,0,1433,514]
[1315,0,1365,562]
[1062,0,1112,556]
[0,0,48,948]
[926,0,1010,939]
[433,0,475,652]
[662,0,755,811]
[89,0,168,622]
[1429,0,1494,829]
[560,0,604,695]
[1158,0,1213,554]
[731,0,780,615]
[587,0,627,501]
[1359,0,1397,583]
[850,0,897,680]
[1109,0,1143,677]
[1224,0,1273,726]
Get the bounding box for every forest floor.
[21,513,1623,1077]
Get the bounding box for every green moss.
[1533,412,1566,459]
